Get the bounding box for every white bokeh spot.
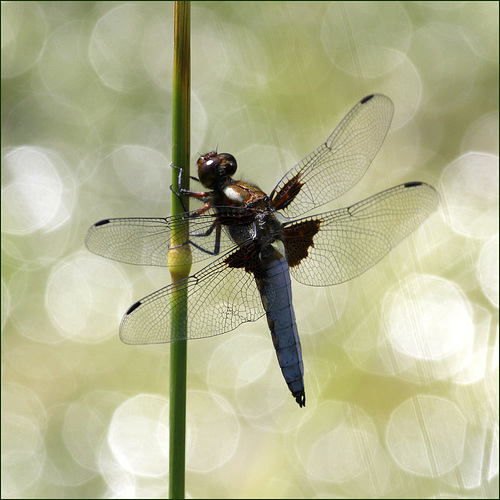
[384,274,473,361]
[108,394,170,477]
[1,146,75,234]
[386,395,467,476]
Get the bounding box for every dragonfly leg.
[181,238,220,256]
[169,183,189,212]
[170,163,201,191]
[169,162,207,211]
[170,220,222,256]
[190,220,222,255]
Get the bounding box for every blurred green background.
[2,1,498,498]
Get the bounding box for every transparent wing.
[286,182,439,286]
[273,94,394,218]
[119,245,266,344]
[84,209,246,267]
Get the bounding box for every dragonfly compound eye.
[197,152,221,189]
[218,153,237,176]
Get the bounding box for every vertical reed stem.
[169,2,190,498]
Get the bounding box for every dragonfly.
[85,94,439,407]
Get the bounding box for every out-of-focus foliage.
[2,2,498,498]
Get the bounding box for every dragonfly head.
[197,152,237,189]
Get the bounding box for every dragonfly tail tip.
[294,393,306,408]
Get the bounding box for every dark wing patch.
[283,219,321,267]
[224,241,263,278]
[271,173,304,211]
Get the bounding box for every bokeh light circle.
[46,252,133,342]
[110,145,170,203]
[208,331,272,391]
[381,274,475,384]
[1,1,48,78]
[186,390,240,473]
[2,2,498,498]
[1,412,45,493]
[108,394,169,477]
[1,278,11,331]
[409,23,481,116]
[476,235,499,308]
[440,152,498,238]
[295,401,380,484]
[1,146,75,235]
[322,2,411,78]
[386,395,467,476]
[89,3,149,92]
[384,274,473,361]
[461,112,499,156]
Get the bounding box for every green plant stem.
[169,2,190,499]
